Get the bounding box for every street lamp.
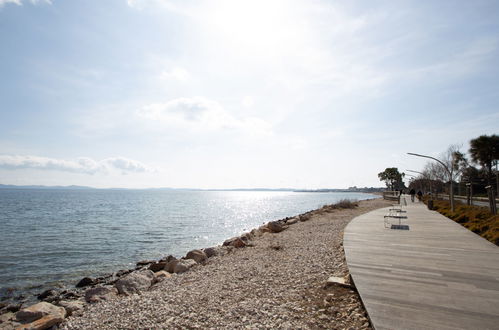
[407,152,455,212]
[407,169,432,195]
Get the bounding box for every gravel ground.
[62,198,389,329]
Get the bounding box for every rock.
[15,302,65,324]
[223,237,246,248]
[36,290,55,301]
[16,314,64,330]
[259,225,271,233]
[286,216,299,225]
[325,276,352,288]
[185,249,207,263]
[115,269,133,278]
[173,259,197,274]
[203,246,225,258]
[75,277,94,288]
[165,258,179,273]
[115,270,154,295]
[57,300,84,316]
[159,255,176,263]
[136,260,155,267]
[5,304,22,313]
[84,286,116,303]
[153,271,172,283]
[299,214,311,221]
[268,221,285,233]
[148,262,167,272]
[0,312,14,323]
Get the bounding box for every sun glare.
[205,0,301,56]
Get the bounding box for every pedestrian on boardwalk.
[410,189,416,202]
[417,190,423,201]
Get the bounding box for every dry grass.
[320,199,359,213]
[428,199,499,246]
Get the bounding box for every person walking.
[410,189,416,202]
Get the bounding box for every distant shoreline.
[0,184,385,193]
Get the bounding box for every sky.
[0,0,498,189]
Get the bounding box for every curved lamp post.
[407,152,454,212]
[407,169,433,195]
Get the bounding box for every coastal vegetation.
[426,198,499,246]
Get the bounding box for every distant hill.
[0,184,94,190]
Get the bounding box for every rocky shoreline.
[0,197,389,329]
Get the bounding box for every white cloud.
[0,0,51,7]
[0,0,21,6]
[137,97,271,135]
[0,155,152,174]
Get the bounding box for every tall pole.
[408,152,454,212]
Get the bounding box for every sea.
[0,189,378,302]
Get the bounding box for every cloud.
[0,0,51,7]
[137,97,271,135]
[0,155,152,174]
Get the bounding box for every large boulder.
[268,221,285,233]
[16,302,66,324]
[84,286,116,303]
[173,259,197,274]
[115,270,154,295]
[185,249,207,263]
[223,237,246,248]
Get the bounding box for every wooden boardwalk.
[344,198,499,330]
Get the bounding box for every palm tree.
[470,134,499,214]
[469,135,499,186]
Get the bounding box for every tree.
[378,168,405,190]
[469,134,499,186]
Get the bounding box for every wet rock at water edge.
[75,277,95,288]
[223,237,246,248]
[148,262,168,272]
[267,221,285,233]
[136,260,155,267]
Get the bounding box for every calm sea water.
[0,189,377,301]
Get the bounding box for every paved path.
[344,198,499,330]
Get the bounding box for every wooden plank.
[344,198,499,330]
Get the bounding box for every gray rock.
[165,258,179,273]
[268,221,285,233]
[148,262,167,272]
[76,277,94,288]
[84,286,116,303]
[57,300,84,316]
[203,246,225,258]
[223,237,246,248]
[16,302,66,323]
[115,270,154,295]
[173,259,197,274]
[185,249,207,263]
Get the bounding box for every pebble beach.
[64,198,388,329]
[1,197,389,329]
